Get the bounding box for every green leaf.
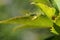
[31,2,56,19]
[53,23,60,34]
[49,0,59,16]
[50,27,59,35]
[0,15,53,28]
[53,16,60,34]
[31,0,51,6]
[55,15,60,26]
[53,0,60,11]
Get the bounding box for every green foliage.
[31,2,56,19]
[0,0,60,40]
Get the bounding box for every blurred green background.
[0,0,58,40]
